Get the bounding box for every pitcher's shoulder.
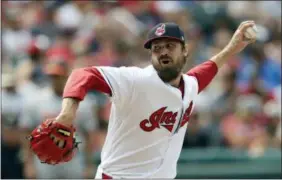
[121,65,156,79]
[140,65,156,76]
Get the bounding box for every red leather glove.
[27,118,80,165]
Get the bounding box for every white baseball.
[244,25,258,39]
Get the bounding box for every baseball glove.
[27,118,80,165]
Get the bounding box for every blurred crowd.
[1,0,281,179]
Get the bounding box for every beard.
[153,55,186,82]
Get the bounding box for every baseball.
[244,25,258,39]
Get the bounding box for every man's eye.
[167,43,175,49]
[153,46,161,52]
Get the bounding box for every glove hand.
[27,118,80,165]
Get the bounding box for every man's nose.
[160,47,169,56]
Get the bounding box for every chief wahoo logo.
[155,24,166,36]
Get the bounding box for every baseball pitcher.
[27,21,257,178]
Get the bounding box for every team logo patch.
[155,24,166,36]
[139,102,193,132]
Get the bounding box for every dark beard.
[157,67,182,82]
[153,56,185,82]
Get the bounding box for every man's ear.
[183,43,189,57]
[148,49,153,56]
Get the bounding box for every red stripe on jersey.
[102,173,112,179]
[187,60,218,94]
[63,67,112,101]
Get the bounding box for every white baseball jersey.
[95,65,198,178]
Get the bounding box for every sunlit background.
[1,1,281,179]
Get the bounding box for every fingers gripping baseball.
[225,20,257,55]
[27,118,80,165]
[235,21,256,42]
[238,20,254,30]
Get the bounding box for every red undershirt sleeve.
[63,67,111,101]
[186,60,218,94]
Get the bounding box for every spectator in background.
[16,37,49,90]
[112,40,133,67]
[212,69,238,118]
[46,29,76,66]
[31,3,60,42]
[124,1,162,29]
[19,60,99,179]
[272,85,281,105]
[200,69,239,147]
[274,121,281,148]
[183,110,210,148]
[2,6,32,60]
[236,43,281,94]
[220,95,268,153]
[263,100,281,148]
[1,72,24,179]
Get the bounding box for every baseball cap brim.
[144,36,185,49]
